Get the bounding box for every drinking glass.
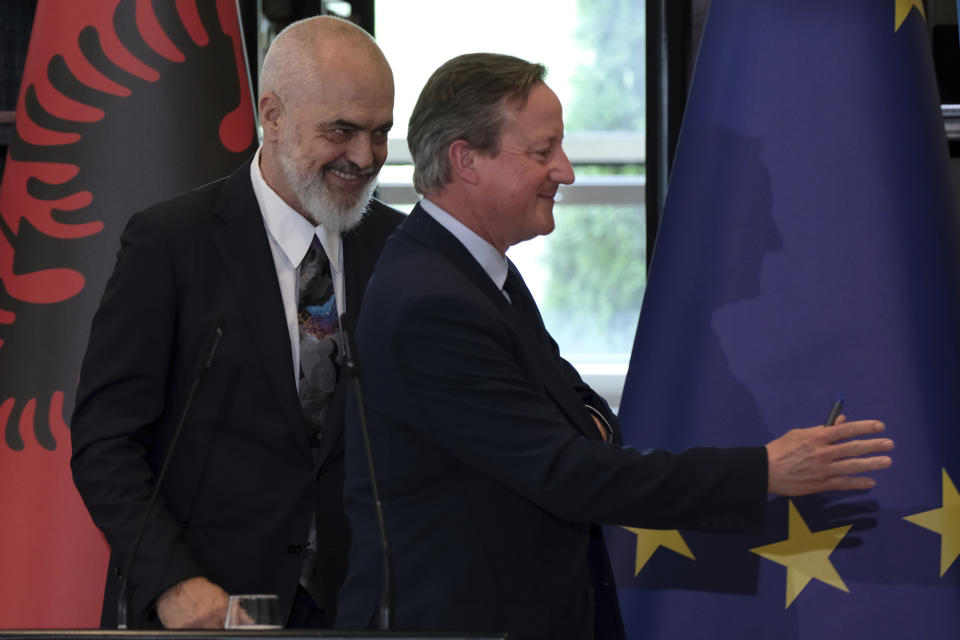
[224,594,282,629]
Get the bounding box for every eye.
[319,123,356,144]
[531,147,551,161]
[324,128,353,142]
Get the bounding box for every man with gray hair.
[337,53,892,639]
[71,16,402,629]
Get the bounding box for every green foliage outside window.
[542,204,646,354]
[564,0,646,134]
[540,0,647,357]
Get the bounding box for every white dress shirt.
[249,147,345,388]
[419,198,510,295]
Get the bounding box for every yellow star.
[622,526,694,575]
[903,469,960,577]
[895,0,926,31]
[749,501,851,608]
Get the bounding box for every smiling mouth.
[327,167,373,183]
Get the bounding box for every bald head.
[257,16,394,233]
[259,16,392,109]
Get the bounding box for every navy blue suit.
[71,159,404,627]
[338,205,768,640]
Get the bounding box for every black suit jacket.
[338,205,768,640]
[70,159,404,628]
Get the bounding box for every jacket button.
[288,544,302,555]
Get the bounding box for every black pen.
[825,396,844,426]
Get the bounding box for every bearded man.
[70,16,403,630]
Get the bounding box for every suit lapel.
[342,217,384,324]
[402,205,601,441]
[210,161,312,456]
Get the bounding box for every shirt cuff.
[584,404,612,442]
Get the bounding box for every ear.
[447,139,480,186]
[259,92,283,142]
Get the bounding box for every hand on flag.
[766,417,893,496]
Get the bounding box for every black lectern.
[0,632,507,640]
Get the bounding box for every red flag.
[0,0,256,627]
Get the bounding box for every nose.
[345,133,380,170]
[551,146,575,185]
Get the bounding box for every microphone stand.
[339,313,392,630]
[117,321,223,629]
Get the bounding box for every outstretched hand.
[766,416,893,496]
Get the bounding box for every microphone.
[339,312,393,631]
[117,319,224,629]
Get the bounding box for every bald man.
[71,17,403,629]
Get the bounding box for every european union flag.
[613,1,960,637]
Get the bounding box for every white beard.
[277,145,377,236]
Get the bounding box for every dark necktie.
[298,236,341,444]
[503,267,536,327]
[504,266,610,442]
[297,235,341,609]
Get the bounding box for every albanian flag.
[0,0,256,628]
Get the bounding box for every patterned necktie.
[298,236,341,446]
[297,235,341,609]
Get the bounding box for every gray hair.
[408,53,546,195]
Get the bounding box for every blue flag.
[613,1,960,637]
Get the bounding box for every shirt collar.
[420,198,509,290]
[250,146,341,271]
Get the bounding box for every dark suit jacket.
[70,159,404,628]
[338,205,768,640]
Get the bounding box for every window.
[376,0,646,408]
